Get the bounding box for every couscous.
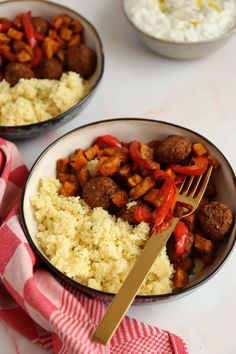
[0,71,89,126]
[31,176,174,295]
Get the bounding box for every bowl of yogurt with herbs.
[123,0,236,59]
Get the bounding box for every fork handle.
[92,217,179,345]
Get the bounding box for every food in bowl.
[30,133,233,295]
[125,0,236,42]
[0,11,96,126]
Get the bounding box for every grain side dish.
[31,177,174,295]
[125,0,236,42]
[0,72,89,126]
[31,134,233,294]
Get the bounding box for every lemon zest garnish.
[196,0,204,9]
[191,20,201,26]
[207,1,222,12]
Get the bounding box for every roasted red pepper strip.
[151,170,177,234]
[22,12,37,48]
[95,135,123,148]
[133,204,153,223]
[1,47,16,62]
[31,46,43,67]
[152,213,173,233]
[170,157,208,176]
[34,32,45,41]
[129,140,157,171]
[173,221,189,257]
[0,19,11,32]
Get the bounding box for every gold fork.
[92,164,213,345]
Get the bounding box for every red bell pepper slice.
[170,157,208,176]
[151,213,173,234]
[95,135,123,148]
[31,46,43,67]
[1,47,16,62]
[0,19,11,32]
[129,140,157,171]
[22,12,37,48]
[34,32,45,42]
[133,204,153,223]
[151,170,177,234]
[173,221,189,257]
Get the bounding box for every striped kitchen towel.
[0,138,188,354]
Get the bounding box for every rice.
[0,71,90,126]
[125,0,236,42]
[31,176,174,295]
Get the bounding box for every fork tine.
[188,174,203,198]
[194,165,213,202]
[183,176,195,195]
[178,177,187,193]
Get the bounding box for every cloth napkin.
[0,138,188,354]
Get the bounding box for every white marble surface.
[1,0,236,353]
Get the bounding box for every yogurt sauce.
[125,0,236,42]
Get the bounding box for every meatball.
[36,58,63,80]
[155,135,192,164]
[198,201,233,240]
[3,63,35,86]
[82,177,118,209]
[66,44,97,79]
[117,202,152,224]
[32,17,49,36]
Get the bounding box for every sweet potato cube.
[165,168,176,181]
[77,167,90,187]
[7,27,23,41]
[140,143,154,160]
[192,143,208,157]
[51,16,64,29]
[172,266,189,289]
[48,29,58,39]
[70,19,83,34]
[69,149,88,171]
[127,174,143,188]
[117,164,132,179]
[57,158,70,174]
[16,49,31,62]
[201,251,215,266]
[0,33,10,44]
[85,144,98,161]
[208,155,220,169]
[58,173,77,184]
[98,156,121,176]
[129,176,156,200]
[194,234,213,254]
[178,258,194,274]
[183,214,195,232]
[12,40,25,52]
[112,190,128,207]
[43,37,59,59]
[68,34,81,47]
[59,26,72,41]
[59,180,79,197]
[143,188,161,208]
[61,15,72,26]
[12,14,23,29]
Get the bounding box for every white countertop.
[1,0,236,353]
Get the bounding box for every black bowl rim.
[0,0,105,130]
[20,117,236,300]
[122,0,236,46]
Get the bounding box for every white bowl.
[122,0,236,59]
[20,118,236,302]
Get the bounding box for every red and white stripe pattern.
[0,138,189,354]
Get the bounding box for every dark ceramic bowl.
[0,0,104,140]
[20,118,236,303]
